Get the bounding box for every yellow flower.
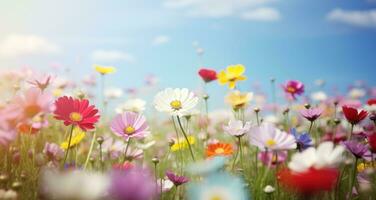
[225,90,253,110]
[94,65,116,75]
[171,136,195,152]
[357,162,375,173]
[217,64,247,89]
[61,127,86,149]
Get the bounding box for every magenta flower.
[258,151,288,168]
[110,112,150,141]
[282,80,304,100]
[342,140,370,159]
[109,167,157,200]
[300,107,323,122]
[166,171,189,186]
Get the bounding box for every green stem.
[62,125,75,167]
[232,140,240,171]
[349,158,358,199]
[349,124,354,140]
[238,136,244,170]
[84,131,97,170]
[99,143,103,172]
[172,117,183,173]
[176,116,195,161]
[123,138,132,162]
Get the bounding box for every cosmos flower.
[300,107,323,122]
[342,106,368,125]
[223,119,251,137]
[39,169,110,200]
[171,136,195,152]
[187,172,248,200]
[53,96,100,131]
[364,98,376,113]
[258,150,287,168]
[109,167,157,200]
[11,88,54,121]
[166,171,189,186]
[282,80,304,100]
[115,98,146,114]
[291,128,312,151]
[60,127,86,150]
[249,123,297,150]
[217,64,247,89]
[198,68,217,83]
[94,65,116,75]
[110,112,150,141]
[288,142,344,173]
[154,88,199,116]
[342,140,370,158]
[206,143,233,158]
[225,90,253,110]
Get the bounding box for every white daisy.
[223,119,251,137]
[288,141,345,173]
[105,87,123,99]
[154,88,199,116]
[116,98,146,113]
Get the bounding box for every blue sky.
[0,0,375,108]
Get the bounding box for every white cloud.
[241,7,280,21]
[152,35,170,46]
[327,8,376,28]
[163,0,279,19]
[91,50,135,63]
[0,34,59,58]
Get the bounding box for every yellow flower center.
[211,196,223,200]
[170,100,182,110]
[287,86,296,93]
[69,112,83,122]
[266,139,277,147]
[215,148,225,154]
[124,126,136,135]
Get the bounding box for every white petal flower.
[223,119,251,137]
[311,91,327,102]
[105,87,123,99]
[263,185,275,194]
[116,98,146,113]
[154,88,199,116]
[288,141,345,172]
[249,123,296,151]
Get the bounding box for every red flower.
[53,96,100,131]
[368,132,376,152]
[367,98,376,106]
[198,68,217,83]
[278,168,339,195]
[342,106,368,125]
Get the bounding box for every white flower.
[105,87,123,99]
[249,123,296,150]
[348,88,366,99]
[365,104,376,113]
[288,142,345,173]
[154,88,199,116]
[311,91,327,102]
[116,98,146,113]
[223,119,251,137]
[263,185,275,194]
[40,169,110,200]
[159,179,174,192]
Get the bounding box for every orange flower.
[206,143,233,158]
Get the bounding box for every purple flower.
[300,108,323,122]
[109,167,157,200]
[342,140,370,158]
[166,171,189,186]
[43,142,64,161]
[110,112,150,141]
[291,128,312,151]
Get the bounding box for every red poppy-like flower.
[342,106,368,125]
[198,68,217,83]
[367,98,376,106]
[278,167,339,195]
[53,96,100,131]
[368,132,376,152]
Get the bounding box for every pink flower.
[282,80,304,100]
[110,112,150,141]
[300,108,323,122]
[43,142,64,161]
[259,151,288,168]
[223,120,251,137]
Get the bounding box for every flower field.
[0,64,375,200]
